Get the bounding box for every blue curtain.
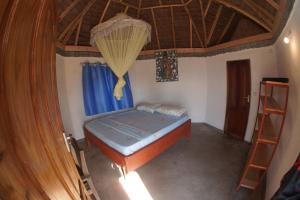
[82,63,134,116]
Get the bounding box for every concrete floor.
[83,123,265,200]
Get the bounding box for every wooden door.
[0,0,87,199]
[224,59,251,140]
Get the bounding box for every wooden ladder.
[237,80,289,190]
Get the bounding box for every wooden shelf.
[238,80,289,191]
[250,143,273,170]
[240,168,264,190]
[260,96,285,114]
[255,114,278,144]
[262,81,289,88]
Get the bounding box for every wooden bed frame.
[84,119,191,174]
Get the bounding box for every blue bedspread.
[84,109,189,156]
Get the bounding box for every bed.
[84,109,191,174]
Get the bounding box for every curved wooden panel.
[0,0,85,199]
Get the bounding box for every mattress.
[84,109,189,156]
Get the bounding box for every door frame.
[224,59,251,140]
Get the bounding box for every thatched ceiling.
[57,0,289,53]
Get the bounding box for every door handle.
[242,95,250,103]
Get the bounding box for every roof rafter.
[266,0,279,10]
[59,0,96,42]
[181,0,204,47]
[198,0,207,47]
[112,0,138,9]
[272,0,286,33]
[207,5,222,45]
[141,0,192,10]
[137,0,142,18]
[151,8,160,49]
[217,12,235,44]
[124,6,129,14]
[204,0,212,17]
[99,0,112,23]
[74,16,83,45]
[189,18,193,47]
[244,0,273,26]
[215,0,272,32]
[171,7,176,48]
[59,0,80,22]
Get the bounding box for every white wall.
[56,56,104,139]
[56,48,277,141]
[129,57,207,122]
[266,1,300,198]
[205,46,278,141]
[56,56,207,139]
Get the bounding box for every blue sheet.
[84,109,189,156]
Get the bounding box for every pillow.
[136,103,161,113]
[155,105,187,117]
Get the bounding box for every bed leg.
[185,120,192,141]
[85,136,91,149]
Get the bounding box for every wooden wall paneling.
[0,0,88,199]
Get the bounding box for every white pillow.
[155,105,187,117]
[136,103,161,113]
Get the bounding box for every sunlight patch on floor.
[119,171,153,200]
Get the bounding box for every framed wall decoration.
[155,50,178,82]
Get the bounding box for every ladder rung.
[260,96,285,115]
[250,143,273,169]
[254,114,278,144]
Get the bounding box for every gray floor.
[83,123,264,200]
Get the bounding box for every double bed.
[84,109,191,174]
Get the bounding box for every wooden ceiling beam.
[124,6,129,14]
[198,0,207,47]
[190,19,193,48]
[99,0,112,23]
[74,16,83,45]
[266,0,279,10]
[62,20,80,44]
[207,5,222,45]
[272,0,286,33]
[137,0,142,18]
[244,0,273,25]
[171,7,176,48]
[112,0,138,9]
[59,0,80,22]
[215,0,272,32]
[181,0,204,47]
[204,0,212,17]
[217,13,235,44]
[59,0,96,42]
[151,8,160,49]
[141,0,192,10]
[62,33,273,56]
